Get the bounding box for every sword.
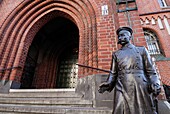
[149,93,158,114]
[148,83,159,114]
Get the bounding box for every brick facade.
[137,0,170,86]
[0,0,170,95]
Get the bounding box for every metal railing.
[0,66,22,72]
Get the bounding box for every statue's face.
[117,30,131,46]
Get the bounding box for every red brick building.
[0,0,170,102]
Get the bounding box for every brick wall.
[136,0,163,14]
[95,0,117,71]
[157,61,170,86]
[0,0,25,27]
[136,0,170,88]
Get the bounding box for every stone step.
[0,89,112,114]
[0,104,112,114]
[0,89,92,107]
[0,89,82,98]
[0,97,92,107]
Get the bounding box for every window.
[116,0,137,12]
[116,0,136,4]
[144,29,161,55]
[158,0,168,7]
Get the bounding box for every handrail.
[0,66,22,72]
[76,63,112,74]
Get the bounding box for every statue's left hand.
[148,83,161,96]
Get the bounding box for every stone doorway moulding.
[0,0,97,93]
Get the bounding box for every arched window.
[144,29,161,55]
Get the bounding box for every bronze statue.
[98,27,161,114]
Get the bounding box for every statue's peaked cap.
[116,27,133,35]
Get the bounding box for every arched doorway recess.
[21,17,79,89]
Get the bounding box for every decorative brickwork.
[0,0,99,85]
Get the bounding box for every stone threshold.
[9,88,75,92]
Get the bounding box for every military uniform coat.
[108,43,159,114]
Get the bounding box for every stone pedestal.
[76,74,114,109]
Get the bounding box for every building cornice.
[139,10,170,16]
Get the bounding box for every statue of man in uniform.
[99,27,161,114]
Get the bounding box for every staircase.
[0,89,112,114]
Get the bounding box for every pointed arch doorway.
[20,17,79,89]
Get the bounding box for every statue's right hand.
[98,82,110,94]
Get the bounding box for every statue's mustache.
[117,38,127,44]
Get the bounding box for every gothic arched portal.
[20,17,79,89]
[0,0,97,92]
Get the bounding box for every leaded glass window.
[144,29,161,55]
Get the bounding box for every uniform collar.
[120,43,134,50]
